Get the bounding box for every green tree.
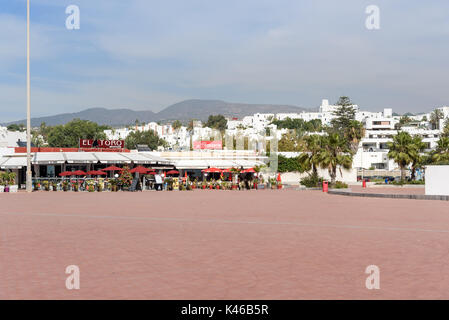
[204,115,227,132]
[431,136,449,164]
[47,119,108,147]
[387,132,414,181]
[409,136,426,180]
[318,133,353,185]
[31,132,45,148]
[38,122,51,140]
[441,119,449,137]
[278,131,302,152]
[124,130,167,150]
[328,96,364,154]
[330,96,356,131]
[430,109,444,130]
[344,120,365,155]
[187,119,196,133]
[298,134,323,175]
[7,124,25,132]
[172,120,182,131]
[278,155,303,173]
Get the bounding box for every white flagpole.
[26,0,32,192]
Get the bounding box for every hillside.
[4,99,310,126]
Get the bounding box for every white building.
[0,126,27,148]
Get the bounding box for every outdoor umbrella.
[89,170,106,176]
[102,166,123,171]
[72,170,87,176]
[130,166,150,174]
[102,165,123,178]
[166,170,179,175]
[241,168,256,173]
[59,171,72,177]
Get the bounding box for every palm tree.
[344,120,365,155]
[409,136,426,180]
[318,133,353,185]
[430,109,444,130]
[387,132,414,182]
[298,135,323,175]
[432,136,449,163]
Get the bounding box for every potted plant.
[8,172,17,192]
[269,178,276,190]
[62,180,69,191]
[277,180,282,189]
[165,177,174,191]
[97,178,104,192]
[201,181,207,189]
[42,180,50,191]
[86,180,95,192]
[72,182,79,192]
[0,172,6,192]
[110,178,118,192]
[51,181,57,191]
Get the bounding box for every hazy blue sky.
[1,0,449,121]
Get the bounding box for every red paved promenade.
[1,189,448,299]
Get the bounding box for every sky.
[1,0,449,122]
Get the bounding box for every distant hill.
[4,108,157,127]
[4,99,310,127]
[155,99,309,121]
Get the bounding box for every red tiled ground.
[351,185,425,194]
[1,189,448,299]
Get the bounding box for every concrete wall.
[261,167,357,185]
[425,165,449,196]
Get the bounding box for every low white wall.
[425,165,449,196]
[261,167,357,185]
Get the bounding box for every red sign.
[193,141,222,150]
[79,139,125,149]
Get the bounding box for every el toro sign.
[79,139,125,149]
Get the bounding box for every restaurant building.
[0,146,267,188]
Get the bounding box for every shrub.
[300,172,323,188]
[332,181,348,189]
[278,155,303,172]
[391,180,425,186]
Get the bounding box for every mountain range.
[4,99,310,127]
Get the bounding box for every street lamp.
[26,0,32,192]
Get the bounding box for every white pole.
[26,0,32,192]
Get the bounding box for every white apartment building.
[0,126,26,148]
[101,99,449,172]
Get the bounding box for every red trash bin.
[322,181,328,192]
[362,179,366,188]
